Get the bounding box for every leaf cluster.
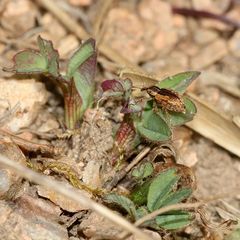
[104,166,193,230]
[101,71,200,142]
[4,36,97,129]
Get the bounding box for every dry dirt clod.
[16,193,62,222]
[57,34,79,58]
[192,0,230,14]
[79,212,123,239]
[193,138,240,200]
[0,0,38,37]
[0,142,26,199]
[193,29,218,46]
[40,13,67,46]
[37,183,92,212]
[0,200,68,240]
[228,30,240,58]
[190,39,228,69]
[68,0,93,6]
[0,79,49,132]
[139,0,178,57]
[103,7,146,64]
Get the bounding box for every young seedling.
[4,36,97,129]
[101,71,200,162]
[104,167,193,230]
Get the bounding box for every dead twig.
[104,146,151,190]
[0,154,153,240]
[93,0,114,44]
[172,6,240,29]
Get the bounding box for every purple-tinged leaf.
[65,39,97,129]
[67,38,96,79]
[101,79,124,92]
[3,50,48,74]
[72,51,97,123]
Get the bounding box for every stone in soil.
[190,39,228,69]
[0,200,68,240]
[0,79,49,132]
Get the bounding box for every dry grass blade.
[201,71,240,98]
[197,208,237,231]
[134,202,203,228]
[119,68,159,88]
[93,0,114,42]
[186,93,240,158]
[0,154,153,240]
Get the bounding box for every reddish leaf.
[101,79,124,92]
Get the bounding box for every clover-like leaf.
[130,179,152,206]
[104,193,137,220]
[157,71,200,94]
[135,206,160,229]
[101,79,124,92]
[147,168,179,211]
[135,100,172,142]
[37,36,59,77]
[160,188,192,207]
[101,78,132,99]
[156,210,192,230]
[157,97,197,126]
[101,79,125,98]
[132,162,154,180]
[5,50,48,73]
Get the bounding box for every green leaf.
[37,36,59,77]
[147,168,179,211]
[130,179,152,206]
[157,71,200,94]
[7,50,48,73]
[156,210,192,229]
[132,162,154,180]
[104,193,137,219]
[157,97,197,126]
[160,188,192,207]
[65,39,97,128]
[135,101,172,142]
[67,38,96,78]
[72,49,96,116]
[135,207,160,229]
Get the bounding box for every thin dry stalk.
[0,154,153,240]
[105,146,151,190]
[93,0,114,42]
[135,202,203,227]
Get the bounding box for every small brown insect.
[141,86,185,113]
